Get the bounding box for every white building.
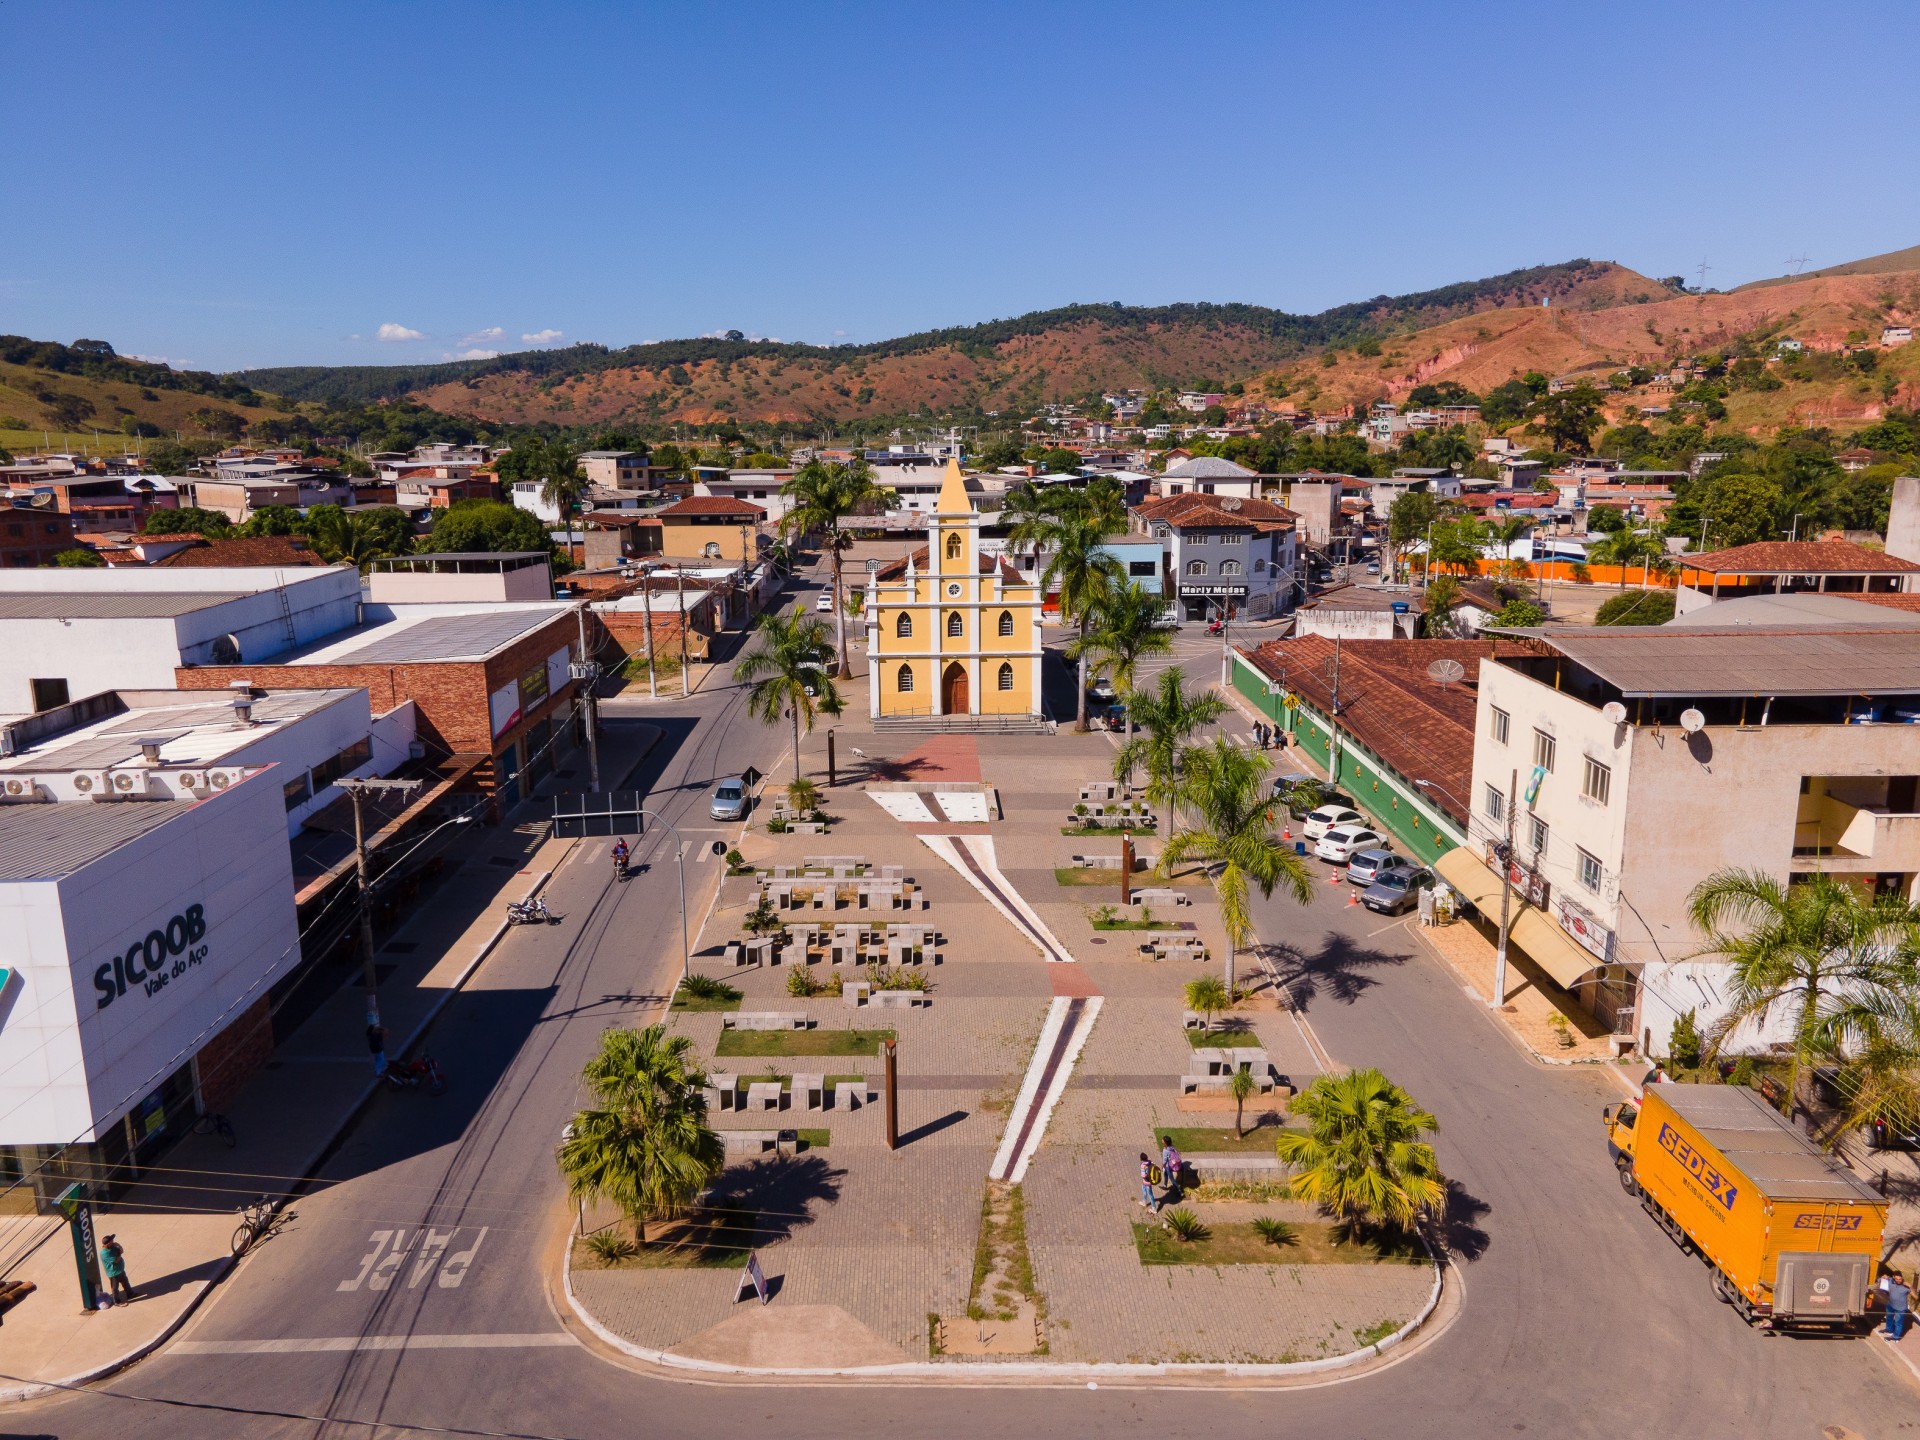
[0,567,363,716]
[1156,456,1263,498]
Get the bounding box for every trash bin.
[1294,840,1306,856]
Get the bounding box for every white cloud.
[376,322,426,342]
[521,328,564,345]
[447,349,500,361]
[459,326,504,347]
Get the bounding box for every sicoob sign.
[93,904,209,1009]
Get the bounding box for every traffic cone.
[1282,825,1292,842]
[1346,889,1360,907]
[1326,870,1343,885]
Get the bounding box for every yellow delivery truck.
[1603,1083,1886,1332]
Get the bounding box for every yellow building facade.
[865,460,1044,719]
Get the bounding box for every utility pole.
[1492,767,1517,1010]
[883,1037,899,1151]
[640,569,657,699]
[1326,637,1344,784]
[339,777,423,1029]
[573,605,601,792]
[674,565,691,697]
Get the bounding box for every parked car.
[1314,825,1384,863]
[709,777,749,821]
[1345,848,1408,887]
[1365,560,1381,574]
[1088,676,1118,704]
[1301,804,1365,841]
[815,591,835,612]
[1362,866,1435,914]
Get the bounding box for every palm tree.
[1229,1068,1257,1139]
[735,611,844,781]
[778,458,898,678]
[1113,666,1225,837]
[1184,975,1229,1034]
[1041,514,1125,730]
[557,1025,724,1247]
[1068,583,1172,745]
[1162,736,1313,996]
[1592,527,1664,591]
[1687,869,1920,1116]
[538,442,588,534]
[1274,1068,1445,1237]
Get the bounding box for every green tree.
[52,547,104,567]
[778,458,898,678]
[141,506,234,538]
[1386,490,1439,581]
[556,1025,723,1247]
[1479,380,1535,430]
[1690,472,1785,550]
[1590,527,1665,591]
[1490,597,1547,626]
[1274,1069,1445,1237]
[1036,446,1082,475]
[1422,572,1462,636]
[299,504,414,570]
[1229,1068,1257,1139]
[427,499,551,555]
[1686,869,1920,1118]
[1184,975,1230,1035]
[534,442,589,529]
[1039,514,1125,731]
[1113,666,1225,838]
[240,504,302,537]
[1162,736,1313,996]
[1068,583,1171,748]
[734,610,844,781]
[1535,384,1605,454]
[1587,503,1628,533]
[1593,589,1676,625]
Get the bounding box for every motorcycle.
[614,853,630,882]
[1206,619,1224,636]
[384,1053,446,1095]
[506,897,554,926]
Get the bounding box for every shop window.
[998,662,1013,690]
[895,613,913,638]
[897,665,914,692]
[997,610,1014,636]
[947,611,964,637]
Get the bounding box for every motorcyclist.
[611,838,630,879]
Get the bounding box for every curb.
[560,1233,1450,1385]
[0,862,563,1407]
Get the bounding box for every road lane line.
[171,1333,575,1355]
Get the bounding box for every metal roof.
[1653,1085,1881,1205]
[1516,626,1920,698]
[0,592,247,620]
[0,800,187,881]
[330,610,561,664]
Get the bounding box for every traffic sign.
[740,767,763,788]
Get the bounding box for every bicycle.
[193,1111,237,1148]
[231,1196,284,1257]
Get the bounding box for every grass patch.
[967,1181,1044,1326]
[1151,1124,1290,1154]
[1183,1027,1264,1048]
[1054,866,1208,888]
[1132,1219,1427,1267]
[1059,824,1157,837]
[573,1207,758,1270]
[672,992,743,1013]
[795,1128,830,1148]
[1354,1317,1400,1346]
[1091,917,1184,931]
[716,1028,895,1057]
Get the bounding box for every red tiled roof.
[655,496,766,518]
[1134,493,1296,531]
[1240,637,1523,824]
[1841,592,1920,613]
[152,536,328,568]
[1681,540,1920,575]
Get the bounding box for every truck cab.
[1603,1100,1638,1169]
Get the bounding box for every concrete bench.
[722,1011,811,1031]
[743,1080,785,1112]
[745,935,781,966]
[805,855,865,871]
[721,1129,792,1156]
[792,1073,826,1111]
[840,981,871,1006]
[1182,1010,1208,1029]
[1072,854,1124,868]
[1132,887,1189,906]
[828,1078,876,1110]
[707,1072,739,1109]
[1080,781,1123,803]
[869,989,929,1010]
[1180,1070,1274,1094]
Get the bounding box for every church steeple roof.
[935,458,972,517]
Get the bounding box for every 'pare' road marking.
[337,1227,488,1292]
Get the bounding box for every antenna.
[1679,708,1706,735]
[1426,658,1466,690]
[1785,254,1810,276]
[1694,259,1711,292]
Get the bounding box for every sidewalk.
[0,723,658,1403]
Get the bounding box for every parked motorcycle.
[506,897,554,926]
[384,1053,447,1095]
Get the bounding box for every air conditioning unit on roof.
[70,772,111,795]
[173,771,209,792]
[108,770,148,794]
[0,776,45,801]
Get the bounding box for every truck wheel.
[1616,1164,1638,1196]
[1711,1270,1738,1306]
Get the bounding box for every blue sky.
[6,1,1917,372]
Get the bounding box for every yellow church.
[865,459,1044,720]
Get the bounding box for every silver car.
[709,777,748,821]
[1362,867,1434,915]
[1345,848,1407,887]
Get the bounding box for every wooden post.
[883,1038,899,1151]
[1120,834,1134,907]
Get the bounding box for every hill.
[1261,267,1920,429]
[235,260,1661,427]
[1737,243,1920,291]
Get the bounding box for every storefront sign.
[92,904,209,1010]
[1181,583,1250,598]
[58,1184,100,1312]
[489,679,522,739]
[518,658,550,711]
[1482,844,1549,908]
[1556,895,1616,964]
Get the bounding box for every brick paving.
[573,720,1434,1365]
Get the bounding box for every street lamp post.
[1414,772,1515,1008]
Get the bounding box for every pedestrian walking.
[1159,1137,1183,1205]
[1138,1153,1159,1212]
[101,1234,134,1303]
[1887,1271,1911,1341]
[367,1021,389,1078]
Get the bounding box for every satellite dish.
[1601,701,1627,724]
[1221,498,1243,511]
[1426,658,1466,689]
[1679,708,1706,734]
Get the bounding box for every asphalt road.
[15,594,1916,1439]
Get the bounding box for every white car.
[1301,804,1364,841]
[815,591,835,612]
[1315,825,1384,864]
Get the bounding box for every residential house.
[1132,492,1298,620]
[0,492,78,567]
[1156,455,1263,498]
[1674,540,1920,615]
[576,450,654,489]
